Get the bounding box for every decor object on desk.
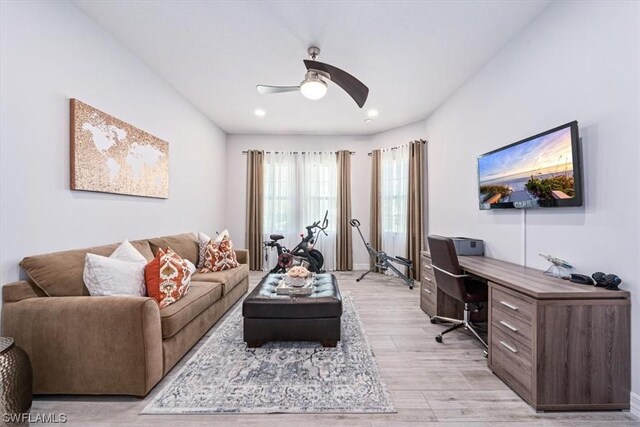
[142,294,395,415]
[539,253,573,278]
[70,98,169,198]
[0,337,32,416]
[592,272,622,290]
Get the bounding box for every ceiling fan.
[256,46,369,108]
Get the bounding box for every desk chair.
[427,235,488,348]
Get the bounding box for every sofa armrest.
[235,249,249,265]
[2,280,42,303]
[2,296,163,396]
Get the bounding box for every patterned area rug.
[141,293,396,414]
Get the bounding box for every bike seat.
[396,256,412,265]
[269,234,285,241]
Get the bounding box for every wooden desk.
[421,252,631,411]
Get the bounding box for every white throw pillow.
[197,232,212,268]
[83,240,147,297]
[214,229,230,244]
[184,259,197,276]
[111,240,148,264]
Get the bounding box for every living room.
[1,0,638,425]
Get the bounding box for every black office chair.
[427,235,488,348]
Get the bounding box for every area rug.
[141,293,395,414]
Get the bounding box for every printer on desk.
[451,237,484,256]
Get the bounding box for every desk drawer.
[421,258,434,280]
[420,284,436,315]
[492,305,533,350]
[491,327,532,394]
[491,287,533,322]
[421,269,435,286]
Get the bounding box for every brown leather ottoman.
[242,273,342,348]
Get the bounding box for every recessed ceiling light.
[364,119,373,123]
[254,108,266,117]
[367,109,379,118]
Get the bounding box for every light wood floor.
[32,271,639,426]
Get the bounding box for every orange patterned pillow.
[200,235,239,273]
[145,248,192,309]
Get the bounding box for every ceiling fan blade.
[256,85,300,94]
[303,60,369,108]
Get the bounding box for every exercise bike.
[264,211,329,274]
[350,218,414,289]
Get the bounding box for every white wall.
[424,1,640,396]
[372,120,427,149]
[0,1,227,286]
[226,134,374,269]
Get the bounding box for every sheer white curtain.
[263,151,337,271]
[381,145,410,276]
[300,152,337,271]
[263,152,298,269]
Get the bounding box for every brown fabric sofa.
[1,233,249,397]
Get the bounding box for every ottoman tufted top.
[242,273,342,319]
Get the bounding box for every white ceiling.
[74,0,551,135]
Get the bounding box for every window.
[263,152,337,270]
[381,145,409,273]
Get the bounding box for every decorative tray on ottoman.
[276,274,315,296]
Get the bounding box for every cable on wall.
[522,209,527,267]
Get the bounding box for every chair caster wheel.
[430,317,437,324]
[435,335,443,343]
[409,285,413,290]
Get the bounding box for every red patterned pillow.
[200,235,239,273]
[145,248,192,309]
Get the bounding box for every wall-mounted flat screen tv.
[478,121,583,210]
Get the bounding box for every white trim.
[353,263,370,270]
[631,391,640,418]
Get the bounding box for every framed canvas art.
[70,99,169,198]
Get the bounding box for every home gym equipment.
[349,218,414,289]
[264,211,329,274]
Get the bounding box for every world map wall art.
[70,99,169,198]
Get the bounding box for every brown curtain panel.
[370,149,382,272]
[407,140,426,280]
[336,150,353,271]
[245,150,264,270]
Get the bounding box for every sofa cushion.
[148,233,199,265]
[20,240,154,297]
[160,281,222,339]
[192,264,249,296]
[21,244,117,297]
[130,240,155,261]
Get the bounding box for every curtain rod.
[367,139,427,156]
[242,150,355,155]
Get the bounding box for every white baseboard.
[631,391,640,418]
[353,263,369,270]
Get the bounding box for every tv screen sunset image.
[478,126,575,209]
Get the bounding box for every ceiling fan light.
[300,73,327,100]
